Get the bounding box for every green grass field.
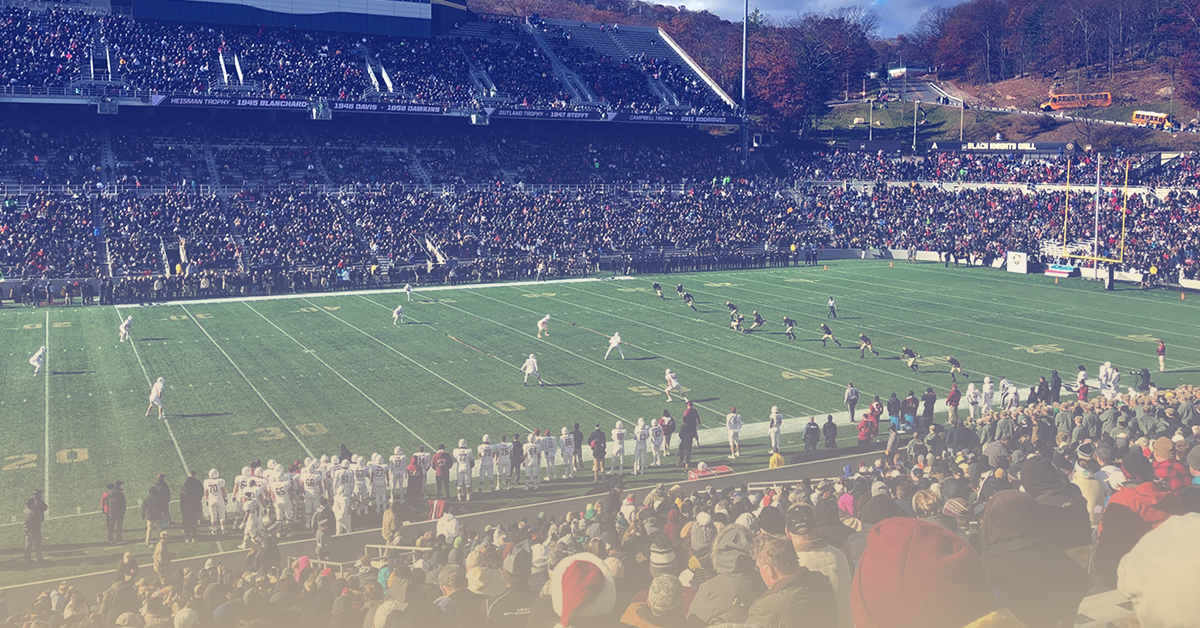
[2,260,1198,586]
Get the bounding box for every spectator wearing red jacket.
[1094,451,1184,580]
[946,384,962,424]
[431,445,453,500]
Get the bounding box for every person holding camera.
[24,489,48,563]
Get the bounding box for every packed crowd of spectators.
[230,190,371,270]
[459,37,567,107]
[101,16,224,95]
[369,37,474,106]
[555,47,663,113]
[0,191,100,279]
[0,116,104,186]
[0,7,89,89]
[11,378,1200,628]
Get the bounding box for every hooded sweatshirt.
[688,525,766,625]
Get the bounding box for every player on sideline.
[392,304,404,325]
[268,471,294,532]
[494,436,512,491]
[29,346,46,376]
[452,439,474,501]
[664,369,687,403]
[768,406,784,452]
[369,454,388,512]
[682,292,697,311]
[948,356,968,382]
[522,434,540,491]
[901,347,921,372]
[541,429,558,481]
[632,418,649,475]
[403,283,413,301]
[1157,340,1166,373]
[649,418,665,467]
[725,407,743,459]
[820,323,842,347]
[782,316,797,340]
[748,311,766,332]
[476,436,494,492]
[559,428,575,479]
[388,446,406,499]
[611,421,627,474]
[522,354,544,386]
[653,282,665,299]
[203,469,227,535]
[299,462,324,527]
[605,332,625,360]
[118,315,133,342]
[827,297,837,319]
[858,334,880,358]
[146,377,165,419]
[537,314,551,338]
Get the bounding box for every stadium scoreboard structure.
[125,0,469,37]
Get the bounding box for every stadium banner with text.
[149,96,742,125]
[927,141,1076,154]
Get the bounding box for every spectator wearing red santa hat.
[527,552,617,627]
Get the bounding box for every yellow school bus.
[1131,110,1176,130]
[1039,92,1112,111]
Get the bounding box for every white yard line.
[115,276,631,308]
[303,298,534,434]
[357,295,633,428]
[116,306,190,474]
[43,311,50,502]
[243,302,432,448]
[180,304,314,458]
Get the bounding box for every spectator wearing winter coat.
[979,491,1092,628]
[1117,513,1200,628]
[746,534,839,628]
[1016,456,1092,551]
[619,574,699,628]
[785,505,852,628]
[687,524,764,625]
[1094,450,1184,580]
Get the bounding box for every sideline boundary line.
[43,312,50,503]
[181,305,314,458]
[116,307,190,474]
[243,302,432,448]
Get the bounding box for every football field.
[1,260,1197,585]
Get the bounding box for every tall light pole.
[912,99,920,152]
[960,100,965,141]
[740,0,748,170]
[869,102,873,142]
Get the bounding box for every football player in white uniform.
[203,469,227,535]
[611,422,627,474]
[541,429,557,481]
[403,283,413,301]
[392,304,404,325]
[232,467,251,518]
[559,427,575,479]
[145,377,165,419]
[726,407,743,459]
[369,454,388,512]
[522,434,540,491]
[650,419,665,467]
[633,418,649,475]
[299,463,324,527]
[269,474,294,531]
[537,314,551,339]
[413,446,432,500]
[664,369,686,403]
[495,436,512,491]
[333,459,353,498]
[767,406,784,453]
[476,436,494,491]
[388,446,406,498]
[238,485,264,549]
[452,439,474,501]
[522,354,543,386]
[29,346,46,376]
[605,332,625,360]
[351,455,370,514]
[118,316,133,343]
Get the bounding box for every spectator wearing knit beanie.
[686,513,717,586]
[525,553,617,628]
[851,518,1026,628]
[689,524,765,626]
[619,574,693,628]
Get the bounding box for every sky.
[684,0,961,38]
